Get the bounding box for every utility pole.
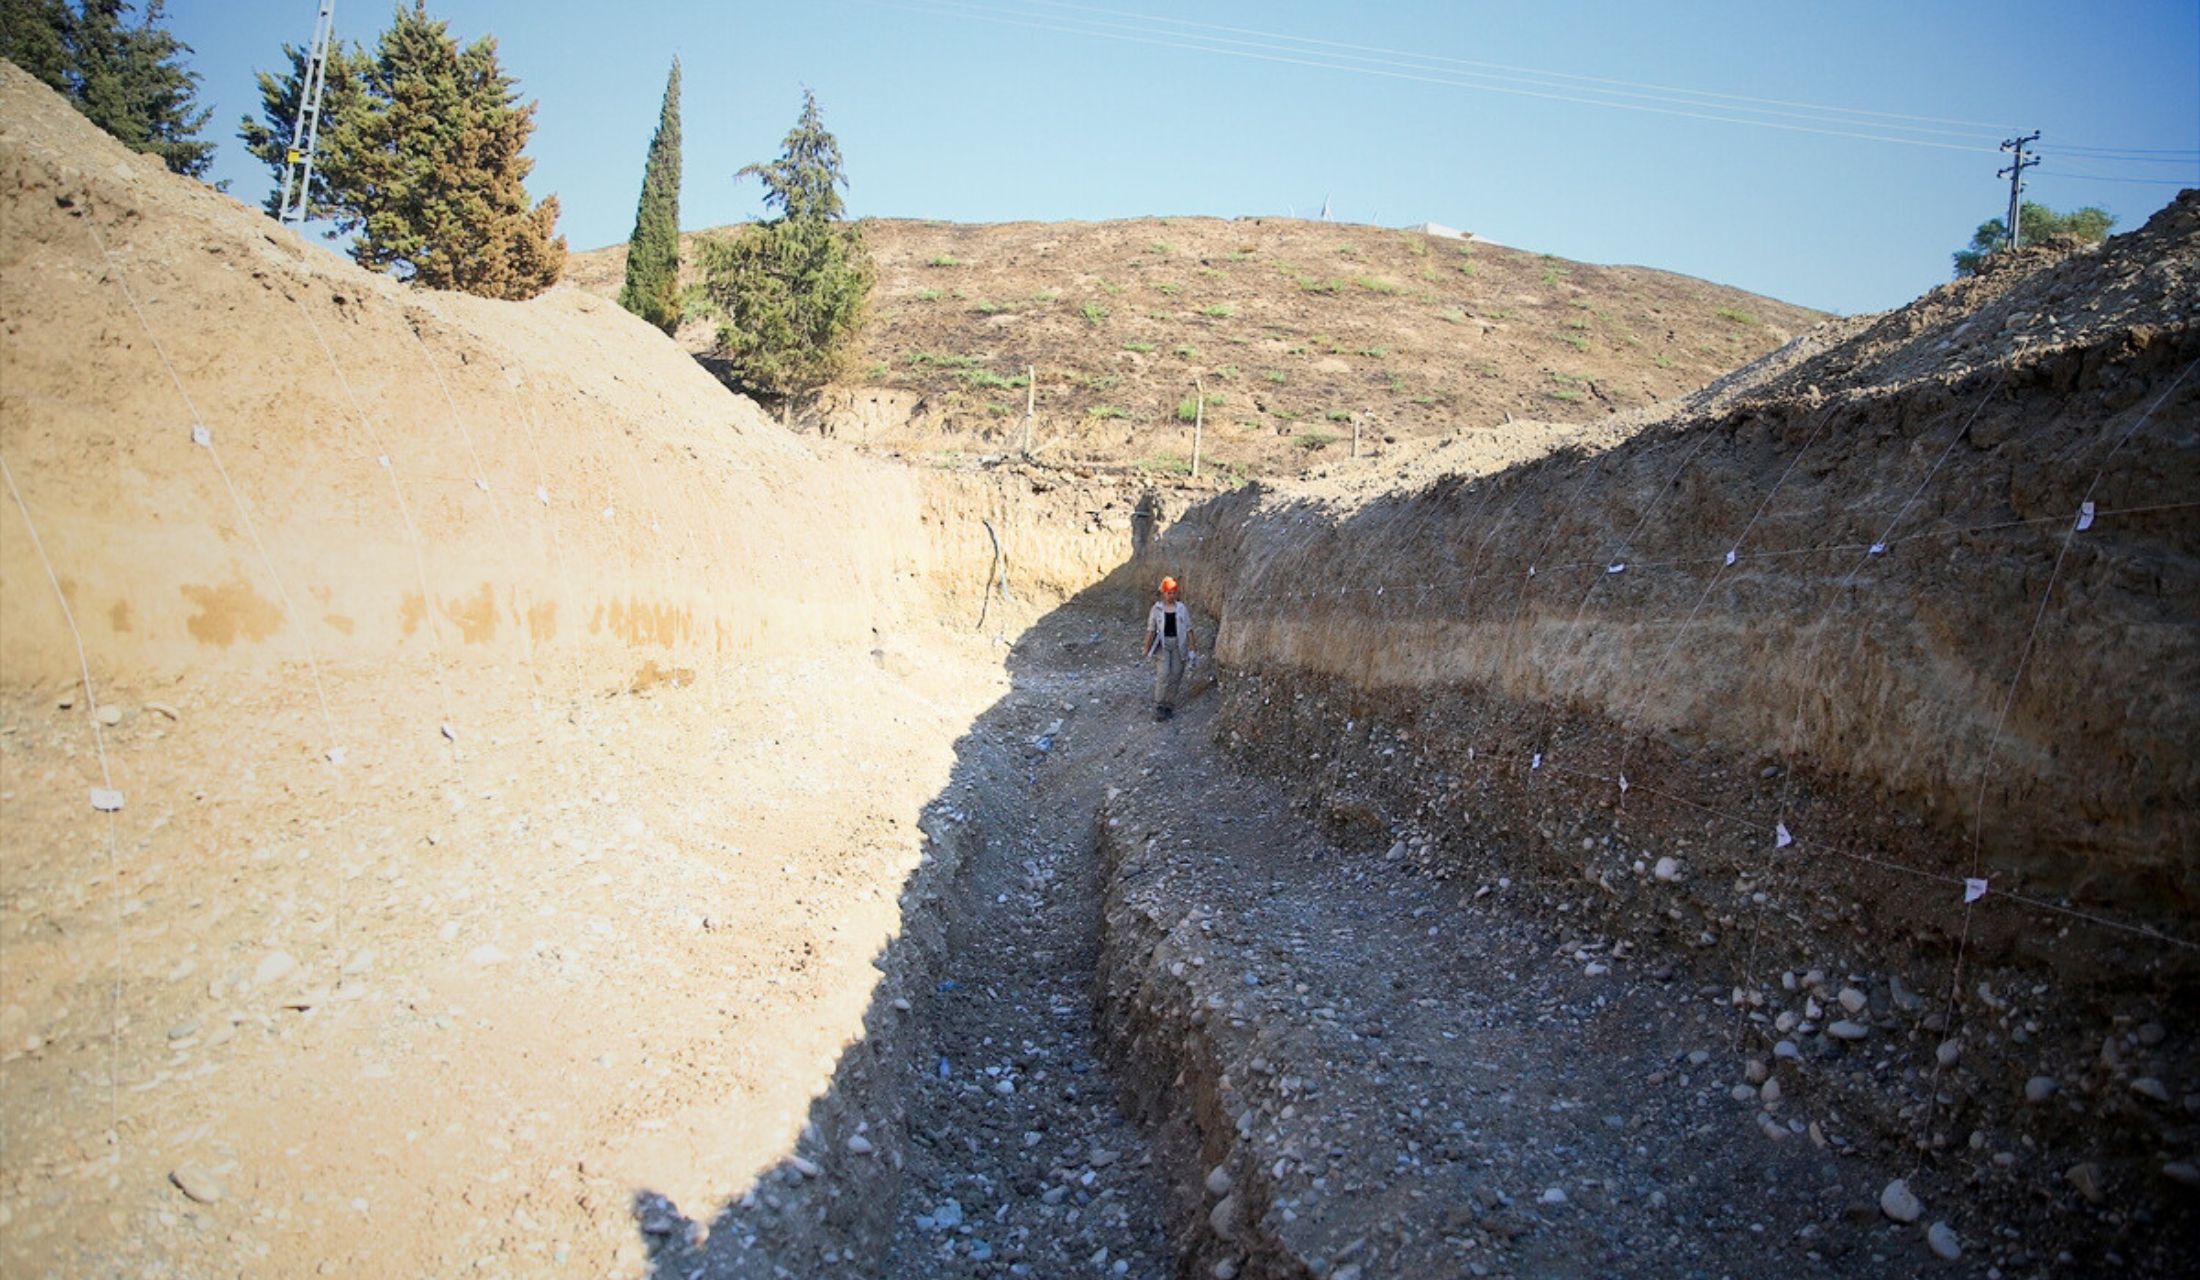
[278,0,339,226]
[1998,131,2040,249]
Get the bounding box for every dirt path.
[878,613,1175,1277]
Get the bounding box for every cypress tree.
[618,56,683,335]
[238,35,375,220]
[703,90,874,397]
[0,0,72,91]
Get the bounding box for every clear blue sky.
[167,1,2198,315]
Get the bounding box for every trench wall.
[1155,326,2200,943]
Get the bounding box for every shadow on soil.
[621,530,1199,1277]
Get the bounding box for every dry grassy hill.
[566,217,1823,477]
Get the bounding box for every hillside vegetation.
[567,216,1823,477]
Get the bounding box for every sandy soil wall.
[0,66,1153,698]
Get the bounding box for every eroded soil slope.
[567,216,1822,478]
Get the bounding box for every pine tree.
[617,56,683,335]
[3,0,213,176]
[0,0,72,91]
[703,90,873,397]
[238,2,564,299]
[238,36,375,220]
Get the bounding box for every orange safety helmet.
[1159,576,1179,594]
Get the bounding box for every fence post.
[1022,365,1036,456]
[1351,413,1361,458]
[1192,377,1205,480]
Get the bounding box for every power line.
[1016,0,2024,135]
[877,0,2009,153]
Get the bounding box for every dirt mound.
[567,216,1823,478]
[0,62,1143,1278]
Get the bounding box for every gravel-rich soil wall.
[1155,196,2200,944]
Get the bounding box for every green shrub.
[1325,409,1352,422]
[1155,281,1181,295]
[1082,302,1110,324]
[1263,369,1287,383]
[959,369,1030,390]
[1031,289,1059,303]
[926,254,962,267]
[908,351,983,369]
[1173,344,1198,358]
[1294,429,1338,450]
[1176,397,1200,422]
[1121,340,1156,353]
[1087,404,1131,419]
[1356,345,1387,358]
[1200,303,1235,318]
[1354,276,1400,295]
[1141,453,1191,475]
[914,288,942,302]
[1716,306,1758,325]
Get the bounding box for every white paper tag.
[1527,565,1537,578]
[89,786,124,812]
[1606,562,1626,575]
[1868,542,1887,557]
[439,723,457,743]
[325,745,347,765]
[1963,877,1989,904]
[602,506,615,521]
[474,478,490,493]
[1774,821,1793,849]
[1617,774,1630,794]
[1531,752,1542,770]
[377,454,391,468]
[535,486,550,505]
[190,424,211,447]
[2075,501,2095,532]
[1724,549,1738,566]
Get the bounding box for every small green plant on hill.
[1565,317,1590,331]
[1356,345,1387,358]
[1355,276,1400,295]
[1335,245,1360,258]
[1031,289,1059,303]
[1542,263,1569,286]
[1324,409,1352,422]
[1215,364,1238,379]
[1176,397,1200,422]
[1149,240,1175,255]
[1087,404,1130,420]
[1403,235,1428,257]
[1098,280,1123,295]
[908,351,982,369]
[861,360,888,379]
[1173,344,1198,359]
[1653,352,1675,369]
[1141,453,1192,475]
[960,369,1029,390]
[1200,303,1235,318]
[1121,340,1156,353]
[1564,335,1590,351]
[1438,308,1465,324]
[926,254,962,267]
[1081,301,1109,324]
[1155,280,1181,294]
[1295,428,1338,450]
[973,300,1017,315]
[1263,369,1287,383]
[1953,202,2114,275]
[1715,306,1758,325]
[914,288,942,301]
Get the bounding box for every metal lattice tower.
[277,0,338,226]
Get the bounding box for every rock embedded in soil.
[1926,1220,1961,1261]
[1827,1020,1871,1041]
[2024,1075,2058,1104]
[169,1163,224,1205]
[1879,1178,1923,1223]
[2066,1163,2105,1203]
